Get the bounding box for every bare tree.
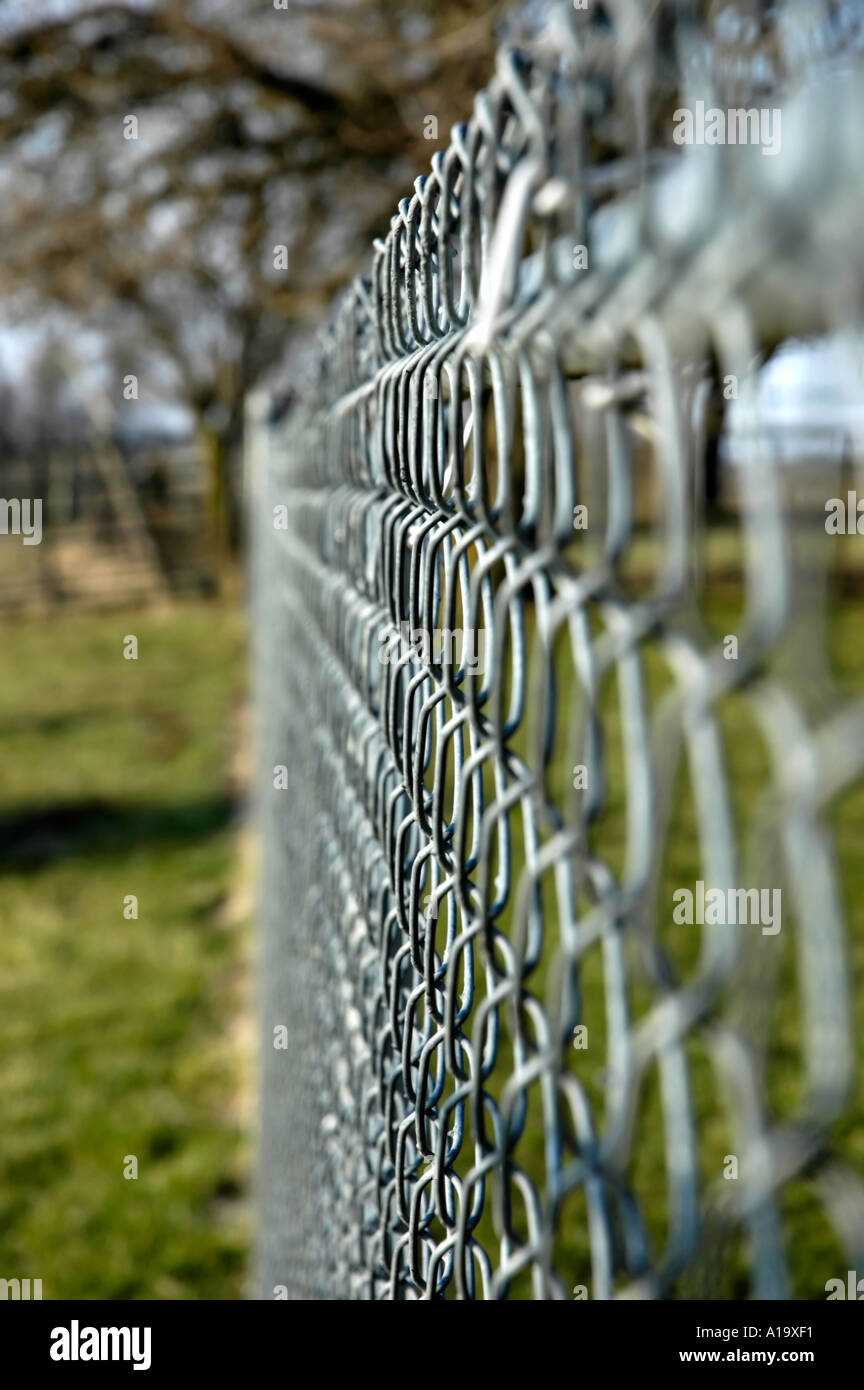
[0,0,502,561]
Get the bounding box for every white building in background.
[723,336,864,470]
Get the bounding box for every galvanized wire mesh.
[254,0,864,1300]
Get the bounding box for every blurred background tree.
[0,0,512,585]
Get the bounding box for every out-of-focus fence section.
[0,446,217,611]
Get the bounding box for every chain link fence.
[252,0,864,1299]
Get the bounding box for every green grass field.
[0,602,251,1300]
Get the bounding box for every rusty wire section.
[255,1,864,1299]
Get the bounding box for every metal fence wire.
[253,0,864,1300]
